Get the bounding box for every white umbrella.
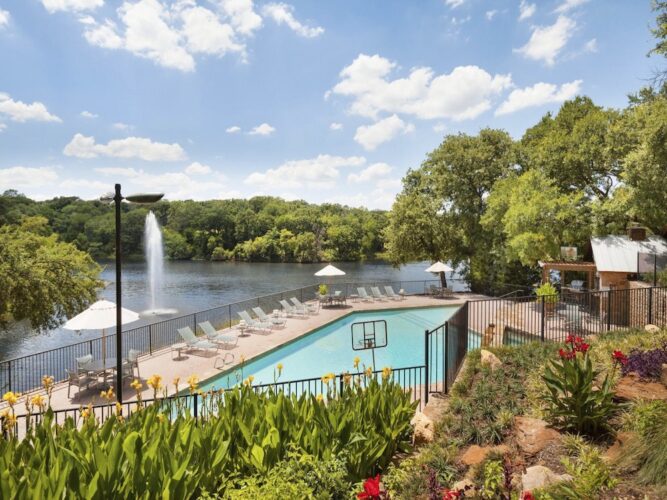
[64,300,140,359]
[425,261,453,288]
[314,264,346,277]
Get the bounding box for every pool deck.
[12,293,484,414]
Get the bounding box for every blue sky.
[0,0,658,209]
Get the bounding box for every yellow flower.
[81,404,93,420]
[239,354,246,364]
[276,363,283,373]
[353,357,361,369]
[115,402,122,416]
[2,391,19,407]
[30,394,46,411]
[187,375,199,393]
[365,367,373,378]
[100,388,114,400]
[156,413,166,424]
[2,410,17,429]
[316,394,324,402]
[343,372,352,385]
[130,379,143,392]
[42,375,54,390]
[147,374,163,392]
[382,366,392,380]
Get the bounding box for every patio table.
[83,357,118,388]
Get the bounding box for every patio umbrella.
[64,300,140,359]
[314,264,346,294]
[425,261,453,288]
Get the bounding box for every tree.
[0,223,102,331]
[649,0,667,86]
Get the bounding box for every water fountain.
[142,211,177,316]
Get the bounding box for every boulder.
[411,411,434,445]
[460,444,510,466]
[423,394,448,422]
[615,373,667,401]
[480,350,502,371]
[521,465,571,491]
[661,364,667,388]
[604,431,636,463]
[451,479,475,497]
[514,416,561,455]
[645,324,660,333]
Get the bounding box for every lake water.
[0,261,467,362]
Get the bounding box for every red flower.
[357,475,383,499]
[612,350,628,366]
[576,342,590,354]
[565,334,575,344]
[442,489,462,499]
[521,492,535,500]
[559,348,575,360]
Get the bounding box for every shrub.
[318,283,329,295]
[535,282,558,303]
[621,342,667,380]
[617,400,667,486]
[541,336,620,436]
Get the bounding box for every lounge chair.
[198,321,239,348]
[238,310,272,332]
[76,354,93,373]
[252,307,287,328]
[384,286,402,301]
[280,299,305,317]
[441,287,454,298]
[371,287,388,301]
[66,368,94,399]
[357,287,373,302]
[177,327,219,353]
[290,297,317,314]
[122,349,141,380]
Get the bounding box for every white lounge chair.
[238,310,272,332]
[357,287,373,302]
[198,321,239,348]
[280,299,305,317]
[177,327,219,353]
[384,286,402,301]
[252,307,286,328]
[371,287,388,301]
[290,297,317,314]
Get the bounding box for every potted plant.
[318,284,328,296]
[536,282,559,316]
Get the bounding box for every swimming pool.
[200,306,460,391]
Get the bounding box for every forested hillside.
[0,194,387,263]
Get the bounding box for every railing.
[468,285,667,348]
[0,279,451,395]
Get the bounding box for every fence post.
[444,323,449,394]
[89,340,93,355]
[193,313,198,335]
[648,287,654,326]
[7,360,11,393]
[193,393,198,420]
[228,305,232,329]
[149,324,153,355]
[424,329,430,405]
[540,296,546,342]
[606,291,612,332]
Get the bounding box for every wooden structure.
[538,260,597,289]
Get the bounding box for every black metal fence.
[467,285,667,348]
[0,279,446,394]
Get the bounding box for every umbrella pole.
[102,328,106,360]
[440,271,447,289]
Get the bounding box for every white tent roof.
[425,261,453,273]
[64,300,140,331]
[591,235,667,273]
[314,264,346,277]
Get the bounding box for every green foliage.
[0,222,102,331]
[319,284,329,296]
[541,343,617,436]
[440,343,555,445]
[480,459,504,500]
[617,400,667,486]
[535,282,559,303]
[540,435,617,499]
[0,379,416,498]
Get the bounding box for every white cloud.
[583,38,598,53]
[444,0,466,8]
[0,9,10,28]
[226,125,241,133]
[0,166,59,190]
[433,122,447,133]
[555,0,589,13]
[515,15,576,66]
[95,167,141,177]
[80,110,98,118]
[248,122,275,136]
[218,0,263,36]
[354,115,414,151]
[245,154,365,189]
[329,122,343,131]
[112,122,132,130]
[181,5,244,57]
[0,123,6,132]
[262,3,324,38]
[495,79,582,115]
[184,161,212,175]
[0,92,62,123]
[518,0,536,21]
[41,0,103,14]
[348,162,392,183]
[63,133,187,161]
[331,53,512,121]
[485,10,498,21]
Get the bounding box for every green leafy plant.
[535,282,559,303]
[318,283,329,296]
[541,336,619,436]
[481,459,505,499]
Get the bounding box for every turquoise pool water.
[200,306,459,390]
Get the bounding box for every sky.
[0,0,659,210]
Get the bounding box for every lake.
[0,261,467,362]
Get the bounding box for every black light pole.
[103,184,164,402]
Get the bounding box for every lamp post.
[101,184,164,402]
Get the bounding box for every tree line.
[0,194,388,263]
